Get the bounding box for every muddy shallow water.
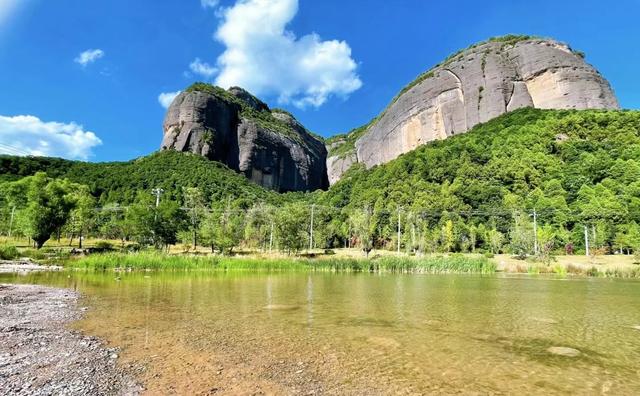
[2,271,640,394]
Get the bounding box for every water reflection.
[2,272,639,394]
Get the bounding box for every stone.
[327,37,619,183]
[326,152,358,185]
[161,86,328,192]
[546,346,581,357]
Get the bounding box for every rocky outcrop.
[162,85,328,192]
[328,36,619,183]
[326,151,358,185]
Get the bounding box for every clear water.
[2,271,639,394]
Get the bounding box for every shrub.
[0,245,19,260]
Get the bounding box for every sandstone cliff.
[162,84,328,192]
[327,36,619,184]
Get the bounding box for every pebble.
[0,284,140,394]
[546,346,581,357]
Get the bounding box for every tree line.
[3,172,640,258]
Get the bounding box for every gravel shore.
[0,261,62,274]
[0,284,141,395]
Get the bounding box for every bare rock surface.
[162,86,328,192]
[0,284,141,395]
[326,152,358,185]
[327,37,619,183]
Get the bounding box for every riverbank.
[0,284,141,395]
[0,260,63,274]
[63,251,640,278]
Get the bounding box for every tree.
[23,173,77,249]
[201,197,245,254]
[350,206,374,257]
[68,185,96,248]
[182,187,206,249]
[274,202,309,254]
[244,203,276,251]
[98,204,131,247]
[509,211,534,258]
[126,193,184,249]
[441,220,455,253]
[487,228,504,254]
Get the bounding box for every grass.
[0,245,19,260]
[67,252,495,274]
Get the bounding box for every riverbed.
[1,271,639,394]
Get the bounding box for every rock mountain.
[162,35,619,191]
[326,36,619,184]
[162,84,329,192]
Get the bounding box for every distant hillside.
[0,151,284,205]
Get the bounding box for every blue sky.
[0,0,638,162]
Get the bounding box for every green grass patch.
[68,252,495,274]
[0,245,19,260]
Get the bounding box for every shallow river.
[2,271,639,394]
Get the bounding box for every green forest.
[2,108,640,257]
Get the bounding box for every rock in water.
[162,85,328,192]
[547,346,581,357]
[327,36,619,183]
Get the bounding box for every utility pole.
[7,206,15,240]
[397,207,402,254]
[532,208,538,255]
[152,188,164,208]
[309,204,315,251]
[584,225,590,257]
[269,221,274,253]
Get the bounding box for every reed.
[68,252,496,274]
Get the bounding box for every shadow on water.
[335,317,398,328]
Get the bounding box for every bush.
[0,245,19,260]
[94,241,114,250]
[20,248,48,260]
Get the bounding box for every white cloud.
[213,0,362,108]
[158,91,181,109]
[0,0,20,26]
[189,58,218,80]
[74,49,105,67]
[0,115,102,160]
[201,0,220,8]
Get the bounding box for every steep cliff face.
[162,84,328,192]
[327,36,619,183]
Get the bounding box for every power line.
[0,143,30,157]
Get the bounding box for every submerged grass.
[68,252,496,274]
